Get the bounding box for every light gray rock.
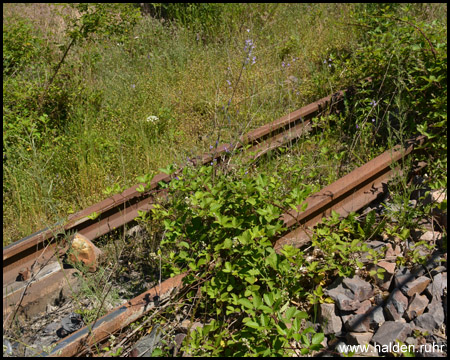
[400,276,431,298]
[425,272,447,300]
[355,300,372,315]
[405,294,429,321]
[372,261,395,290]
[372,321,412,347]
[342,276,374,302]
[384,289,408,321]
[325,280,355,300]
[414,300,445,331]
[335,293,361,311]
[344,314,370,333]
[319,303,342,335]
[132,325,161,357]
[394,267,412,288]
[368,305,385,329]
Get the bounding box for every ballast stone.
[68,233,103,272]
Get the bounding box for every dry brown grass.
[3,3,79,44]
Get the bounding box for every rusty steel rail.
[45,135,426,357]
[3,89,344,301]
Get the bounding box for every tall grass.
[3,3,446,245]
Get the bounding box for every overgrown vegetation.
[3,3,447,356]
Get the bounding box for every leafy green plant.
[3,17,45,76]
[310,211,374,278]
[150,160,324,356]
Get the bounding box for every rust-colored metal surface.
[246,119,313,161]
[3,90,344,290]
[45,136,425,357]
[10,82,415,357]
[275,136,426,251]
[3,261,79,324]
[46,273,186,357]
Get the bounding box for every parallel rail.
[46,135,426,357]
[3,89,344,305]
[4,82,428,357]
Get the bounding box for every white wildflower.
[146,115,159,123]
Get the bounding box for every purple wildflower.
[372,118,375,122]
[210,145,213,149]
[282,62,285,67]
[131,84,136,89]
[226,79,231,86]
[356,124,359,129]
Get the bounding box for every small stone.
[325,279,355,300]
[368,305,385,329]
[374,291,389,306]
[132,325,161,357]
[430,189,447,204]
[173,333,186,357]
[377,260,396,275]
[394,267,412,288]
[419,231,442,242]
[342,276,374,302]
[346,332,373,345]
[355,300,372,315]
[414,300,445,331]
[405,294,429,321]
[373,261,396,290]
[180,320,203,332]
[335,293,361,311]
[344,314,370,332]
[400,276,431,297]
[425,272,447,300]
[405,336,417,347]
[384,243,400,261]
[372,321,412,347]
[384,289,408,321]
[319,303,342,335]
[69,233,103,272]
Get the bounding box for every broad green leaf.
[238,298,253,309]
[312,332,324,345]
[245,321,260,329]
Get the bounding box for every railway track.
[3,88,344,319]
[3,84,428,357]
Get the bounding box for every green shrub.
[3,17,44,76]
